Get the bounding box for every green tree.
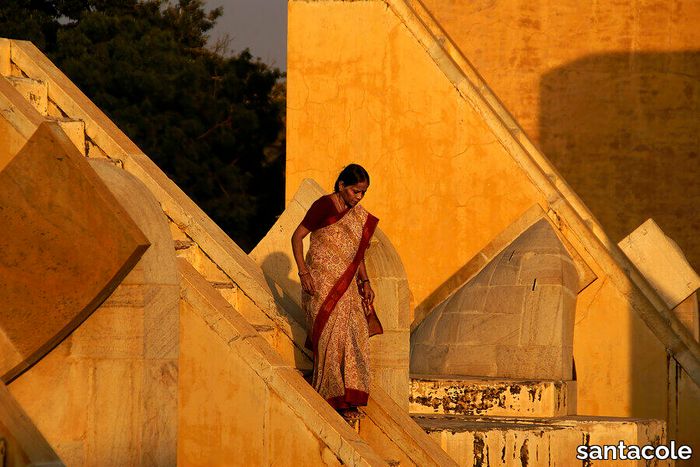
[1,0,285,251]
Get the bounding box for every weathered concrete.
[0,122,148,382]
[410,376,575,418]
[414,414,669,467]
[251,178,413,409]
[411,219,578,379]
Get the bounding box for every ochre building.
[0,0,699,465]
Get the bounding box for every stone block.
[55,118,86,156]
[414,413,668,467]
[69,305,145,359]
[88,360,143,466]
[409,377,576,417]
[141,359,177,467]
[495,345,572,380]
[436,312,521,346]
[0,123,148,381]
[483,285,528,314]
[619,218,700,309]
[519,253,568,287]
[440,344,499,376]
[46,98,64,118]
[143,285,179,359]
[489,259,521,286]
[6,76,47,115]
[520,285,568,346]
[450,284,489,312]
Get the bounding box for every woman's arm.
[357,260,375,307]
[291,223,316,295]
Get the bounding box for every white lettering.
[604,445,617,460]
[616,440,628,460]
[589,445,603,460]
[669,441,678,460]
[577,441,692,462]
[626,445,641,460]
[655,445,670,460]
[576,445,589,460]
[678,445,692,460]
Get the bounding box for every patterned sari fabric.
[301,195,382,409]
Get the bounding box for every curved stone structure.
[411,219,578,379]
[0,122,148,382]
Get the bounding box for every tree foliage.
[1,0,285,250]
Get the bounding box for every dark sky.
[206,0,287,71]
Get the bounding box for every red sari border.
[310,213,380,355]
[327,388,369,409]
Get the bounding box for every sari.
[301,195,383,409]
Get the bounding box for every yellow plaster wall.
[287,1,544,306]
[419,0,700,273]
[573,278,668,418]
[286,0,700,452]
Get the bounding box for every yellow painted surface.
[287,1,544,306]
[573,278,668,419]
[178,301,267,466]
[420,0,700,275]
[287,1,700,455]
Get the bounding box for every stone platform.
[414,414,669,466]
[410,375,576,417]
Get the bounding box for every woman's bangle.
[357,278,370,284]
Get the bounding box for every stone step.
[51,117,86,156]
[410,375,576,417]
[412,413,671,466]
[6,76,48,115]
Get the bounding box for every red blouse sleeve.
[301,196,336,231]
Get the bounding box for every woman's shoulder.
[309,194,336,212]
[302,195,338,231]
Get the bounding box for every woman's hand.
[360,281,375,308]
[300,271,316,296]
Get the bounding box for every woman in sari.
[291,164,383,418]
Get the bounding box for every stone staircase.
[0,37,457,465]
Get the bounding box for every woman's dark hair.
[334,164,370,192]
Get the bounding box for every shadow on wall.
[539,51,700,273]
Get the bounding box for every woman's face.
[338,180,369,207]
